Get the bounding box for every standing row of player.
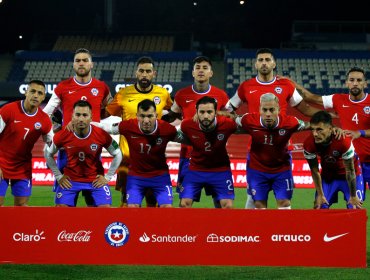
[0,48,368,208]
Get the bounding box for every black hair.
[193,56,212,67]
[137,99,156,111]
[310,111,332,126]
[73,100,92,110]
[28,79,45,89]
[346,66,366,80]
[136,56,155,67]
[196,96,217,110]
[256,48,275,59]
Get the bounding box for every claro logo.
[271,234,311,242]
[13,229,46,242]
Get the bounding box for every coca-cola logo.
[57,230,92,242]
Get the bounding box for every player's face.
[72,106,92,130]
[192,61,213,83]
[25,83,46,107]
[136,63,156,90]
[73,53,93,78]
[346,71,367,97]
[255,53,276,76]
[137,106,157,133]
[197,103,216,129]
[260,100,280,128]
[310,122,332,144]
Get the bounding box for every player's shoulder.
[54,128,71,141]
[158,119,177,132]
[117,84,135,94]
[210,85,228,96]
[1,100,20,112]
[56,77,74,87]
[175,85,192,96]
[153,84,170,95]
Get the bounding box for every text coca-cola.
[57,230,92,242]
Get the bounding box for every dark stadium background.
[0,0,368,53]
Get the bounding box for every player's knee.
[159,204,172,208]
[180,199,192,208]
[127,204,140,208]
[254,200,267,209]
[55,204,69,207]
[277,199,291,208]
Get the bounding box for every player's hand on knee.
[348,196,363,209]
[93,174,108,188]
[58,175,72,189]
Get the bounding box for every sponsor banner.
[0,207,366,267]
[31,157,315,188]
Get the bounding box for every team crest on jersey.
[217,134,225,140]
[91,88,99,96]
[279,129,286,135]
[274,87,283,94]
[153,96,161,105]
[34,122,42,130]
[363,106,370,114]
[332,150,340,157]
[156,137,163,145]
[56,192,63,199]
[90,144,98,151]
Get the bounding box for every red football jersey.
[119,119,177,177]
[53,125,113,182]
[323,93,370,163]
[51,77,110,125]
[180,115,237,171]
[304,134,361,181]
[0,101,52,179]
[239,113,305,173]
[235,77,302,115]
[174,85,229,158]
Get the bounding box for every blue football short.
[0,178,32,197]
[126,173,173,206]
[180,169,234,201]
[55,180,112,206]
[247,167,294,202]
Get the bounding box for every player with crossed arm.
[303,111,363,209]
[225,48,322,209]
[0,80,53,206]
[162,56,230,206]
[44,100,122,207]
[106,56,173,207]
[43,48,113,205]
[179,96,237,208]
[95,99,186,207]
[293,66,369,201]
[235,93,310,209]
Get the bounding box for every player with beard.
[225,48,321,209]
[235,93,310,209]
[303,111,363,209]
[179,96,237,208]
[43,48,112,206]
[0,80,53,206]
[292,66,369,201]
[161,56,230,207]
[106,56,173,207]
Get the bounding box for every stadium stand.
[7,51,195,83]
[52,35,175,53]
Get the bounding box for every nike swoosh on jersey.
[342,105,350,108]
[14,120,22,123]
[323,232,349,242]
[186,100,194,103]
[128,99,135,102]
[68,91,76,94]
[249,90,257,93]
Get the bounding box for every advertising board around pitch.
[0,208,367,267]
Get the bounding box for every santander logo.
[57,230,92,242]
